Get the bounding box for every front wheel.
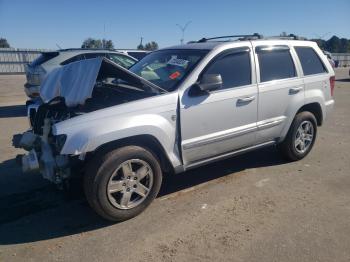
[278,111,317,161]
[84,146,162,222]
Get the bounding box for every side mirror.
[198,74,222,92]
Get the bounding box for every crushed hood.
[40,57,166,107]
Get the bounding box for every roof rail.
[263,34,307,40]
[197,33,263,43]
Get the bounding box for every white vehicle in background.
[24,49,138,98]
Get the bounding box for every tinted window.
[295,47,327,75]
[257,48,296,82]
[30,52,59,67]
[127,52,148,60]
[61,53,106,65]
[84,53,106,59]
[60,54,84,65]
[205,50,251,89]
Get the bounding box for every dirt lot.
[0,69,349,262]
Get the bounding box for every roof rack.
[195,33,306,43]
[197,33,263,43]
[263,34,306,40]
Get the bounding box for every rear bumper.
[24,83,40,98]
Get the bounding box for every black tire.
[84,146,162,222]
[278,111,317,161]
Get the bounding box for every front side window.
[257,47,296,82]
[204,50,251,89]
[129,49,208,92]
[295,47,327,76]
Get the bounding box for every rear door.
[252,42,304,143]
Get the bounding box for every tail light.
[330,76,335,97]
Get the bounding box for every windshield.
[129,49,209,92]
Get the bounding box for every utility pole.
[176,21,192,45]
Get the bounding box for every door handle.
[289,86,303,94]
[237,96,255,103]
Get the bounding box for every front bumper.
[13,122,70,184]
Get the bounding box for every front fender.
[57,112,179,164]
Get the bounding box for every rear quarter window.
[295,47,327,76]
[30,52,59,67]
[60,54,84,65]
[257,47,296,82]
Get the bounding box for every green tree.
[311,39,326,50]
[144,41,159,51]
[137,43,144,50]
[81,38,114,49]
[102,39,114,49]
[0,38,10,48]
[326,36,341,52]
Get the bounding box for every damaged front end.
[14,117,70,185]
[13,57,167,186]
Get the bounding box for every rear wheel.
[84,146,162,222]
[278,111,317,161]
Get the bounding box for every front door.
[180,47,258,165]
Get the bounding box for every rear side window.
[257,47,296,82]
[295,47,327,76]
[205,50,251,89]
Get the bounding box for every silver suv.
[24,48,137,98]
[14,34,335,222]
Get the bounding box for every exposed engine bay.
[30,81,155,134]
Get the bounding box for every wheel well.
[297,103,323,126]
[86,135,174,174]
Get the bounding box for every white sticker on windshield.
[167,57,189,67]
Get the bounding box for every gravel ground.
[0,69,349,262]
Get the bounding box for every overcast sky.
[0,0,349,49]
